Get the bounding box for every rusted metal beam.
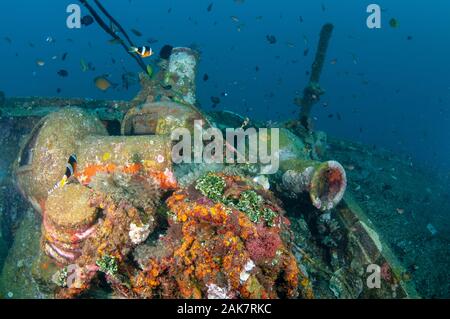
[338,193,420,298]
[0,97,138,121]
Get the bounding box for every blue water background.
[0,0,449,175]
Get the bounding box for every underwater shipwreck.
[0,6,448,299]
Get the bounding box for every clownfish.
[129,46,153,58]
[48,154,77,194]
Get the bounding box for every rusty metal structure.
[0,44,419,298]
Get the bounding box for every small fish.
[121,71,138,90]
[203,73,209,82]
[146,64,154,77]
[147,38,159,44]
[94,76,112,91]
[36,59,45,67]
[61,52,68,61]
[207,3,213,12]
[81,15,94,26]
[426,223,438,236]
[131,29,143,37]
[303,35,309,46]
[266,34,277,44]
[240,117,250,129]
[345,164,355,171]
[49,154,77,194]
[129,46,153,58]
[211,96,221,107]
[108,38,124,45]
[230,16,240,23]
[389,18,399,28]
[87,62,95,71]
[80,59,89,72]
[286,42,295,48]
[57,69,69,77]
[396,208,405,215]
[330,58,338,65]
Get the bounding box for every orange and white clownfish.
[48,154,77,194]
[129,46,153,58]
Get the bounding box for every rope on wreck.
[92,0,135,48]
[78,0,147,73]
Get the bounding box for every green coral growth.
[96,255,119,277]
[195,173,226,202]
[194,173,278,226]
[236,190,263,222]
[262,208,278,227]
[131,153,142,164]
[235,190,277,226]
[53,267,69,287]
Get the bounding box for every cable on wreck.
[78,0,148,73]
[92,0,135,49]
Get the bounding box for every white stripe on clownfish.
[48,154,77,195]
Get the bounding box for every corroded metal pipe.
[74,135,173,187]
[281,160,347,211]
[14,108,174,213]
[277,128,347,211]
[14,108,108,212]
[164,47,198,106]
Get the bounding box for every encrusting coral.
[130,173,313,299]
[40,164,313,299]
[52,169,168,298]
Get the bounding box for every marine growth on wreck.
[0,1,449,302]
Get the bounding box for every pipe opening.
[310,161,347,211]
[104,120,122,136]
